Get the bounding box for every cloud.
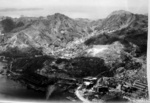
[0,8,43,12]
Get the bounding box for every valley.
[0,10,148,102]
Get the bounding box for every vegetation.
[0,10,148,101]
[1,17,15,32]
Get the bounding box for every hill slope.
[0,13,91,55]
[85,11,148,56]
[94,10,136,31]
[0,10,148,57]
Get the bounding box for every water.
[0,61,46,101]
[0,75,46,100]
[0,62,75,102]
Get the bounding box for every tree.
[1,17,15,33]
[16,21,24,28]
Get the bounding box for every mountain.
[90,19,103,30]
[75,18,93,33]
[0,13,91,56]
[82,11,148,83]
[85,10,148,56]
[0,10,148,101]
[94,10,136,31]
[0,10,148,57]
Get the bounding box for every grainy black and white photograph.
[0,0,149,102]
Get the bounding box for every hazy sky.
[0,0,148,19]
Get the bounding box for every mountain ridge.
[0,10,148,57]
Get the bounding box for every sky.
[0,0,148,19]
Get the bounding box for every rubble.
[75,75,148,102]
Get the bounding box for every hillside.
[94,10,136,32]
[0,10,148,101]
[85,11,148,56]
[0,13,91,55]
